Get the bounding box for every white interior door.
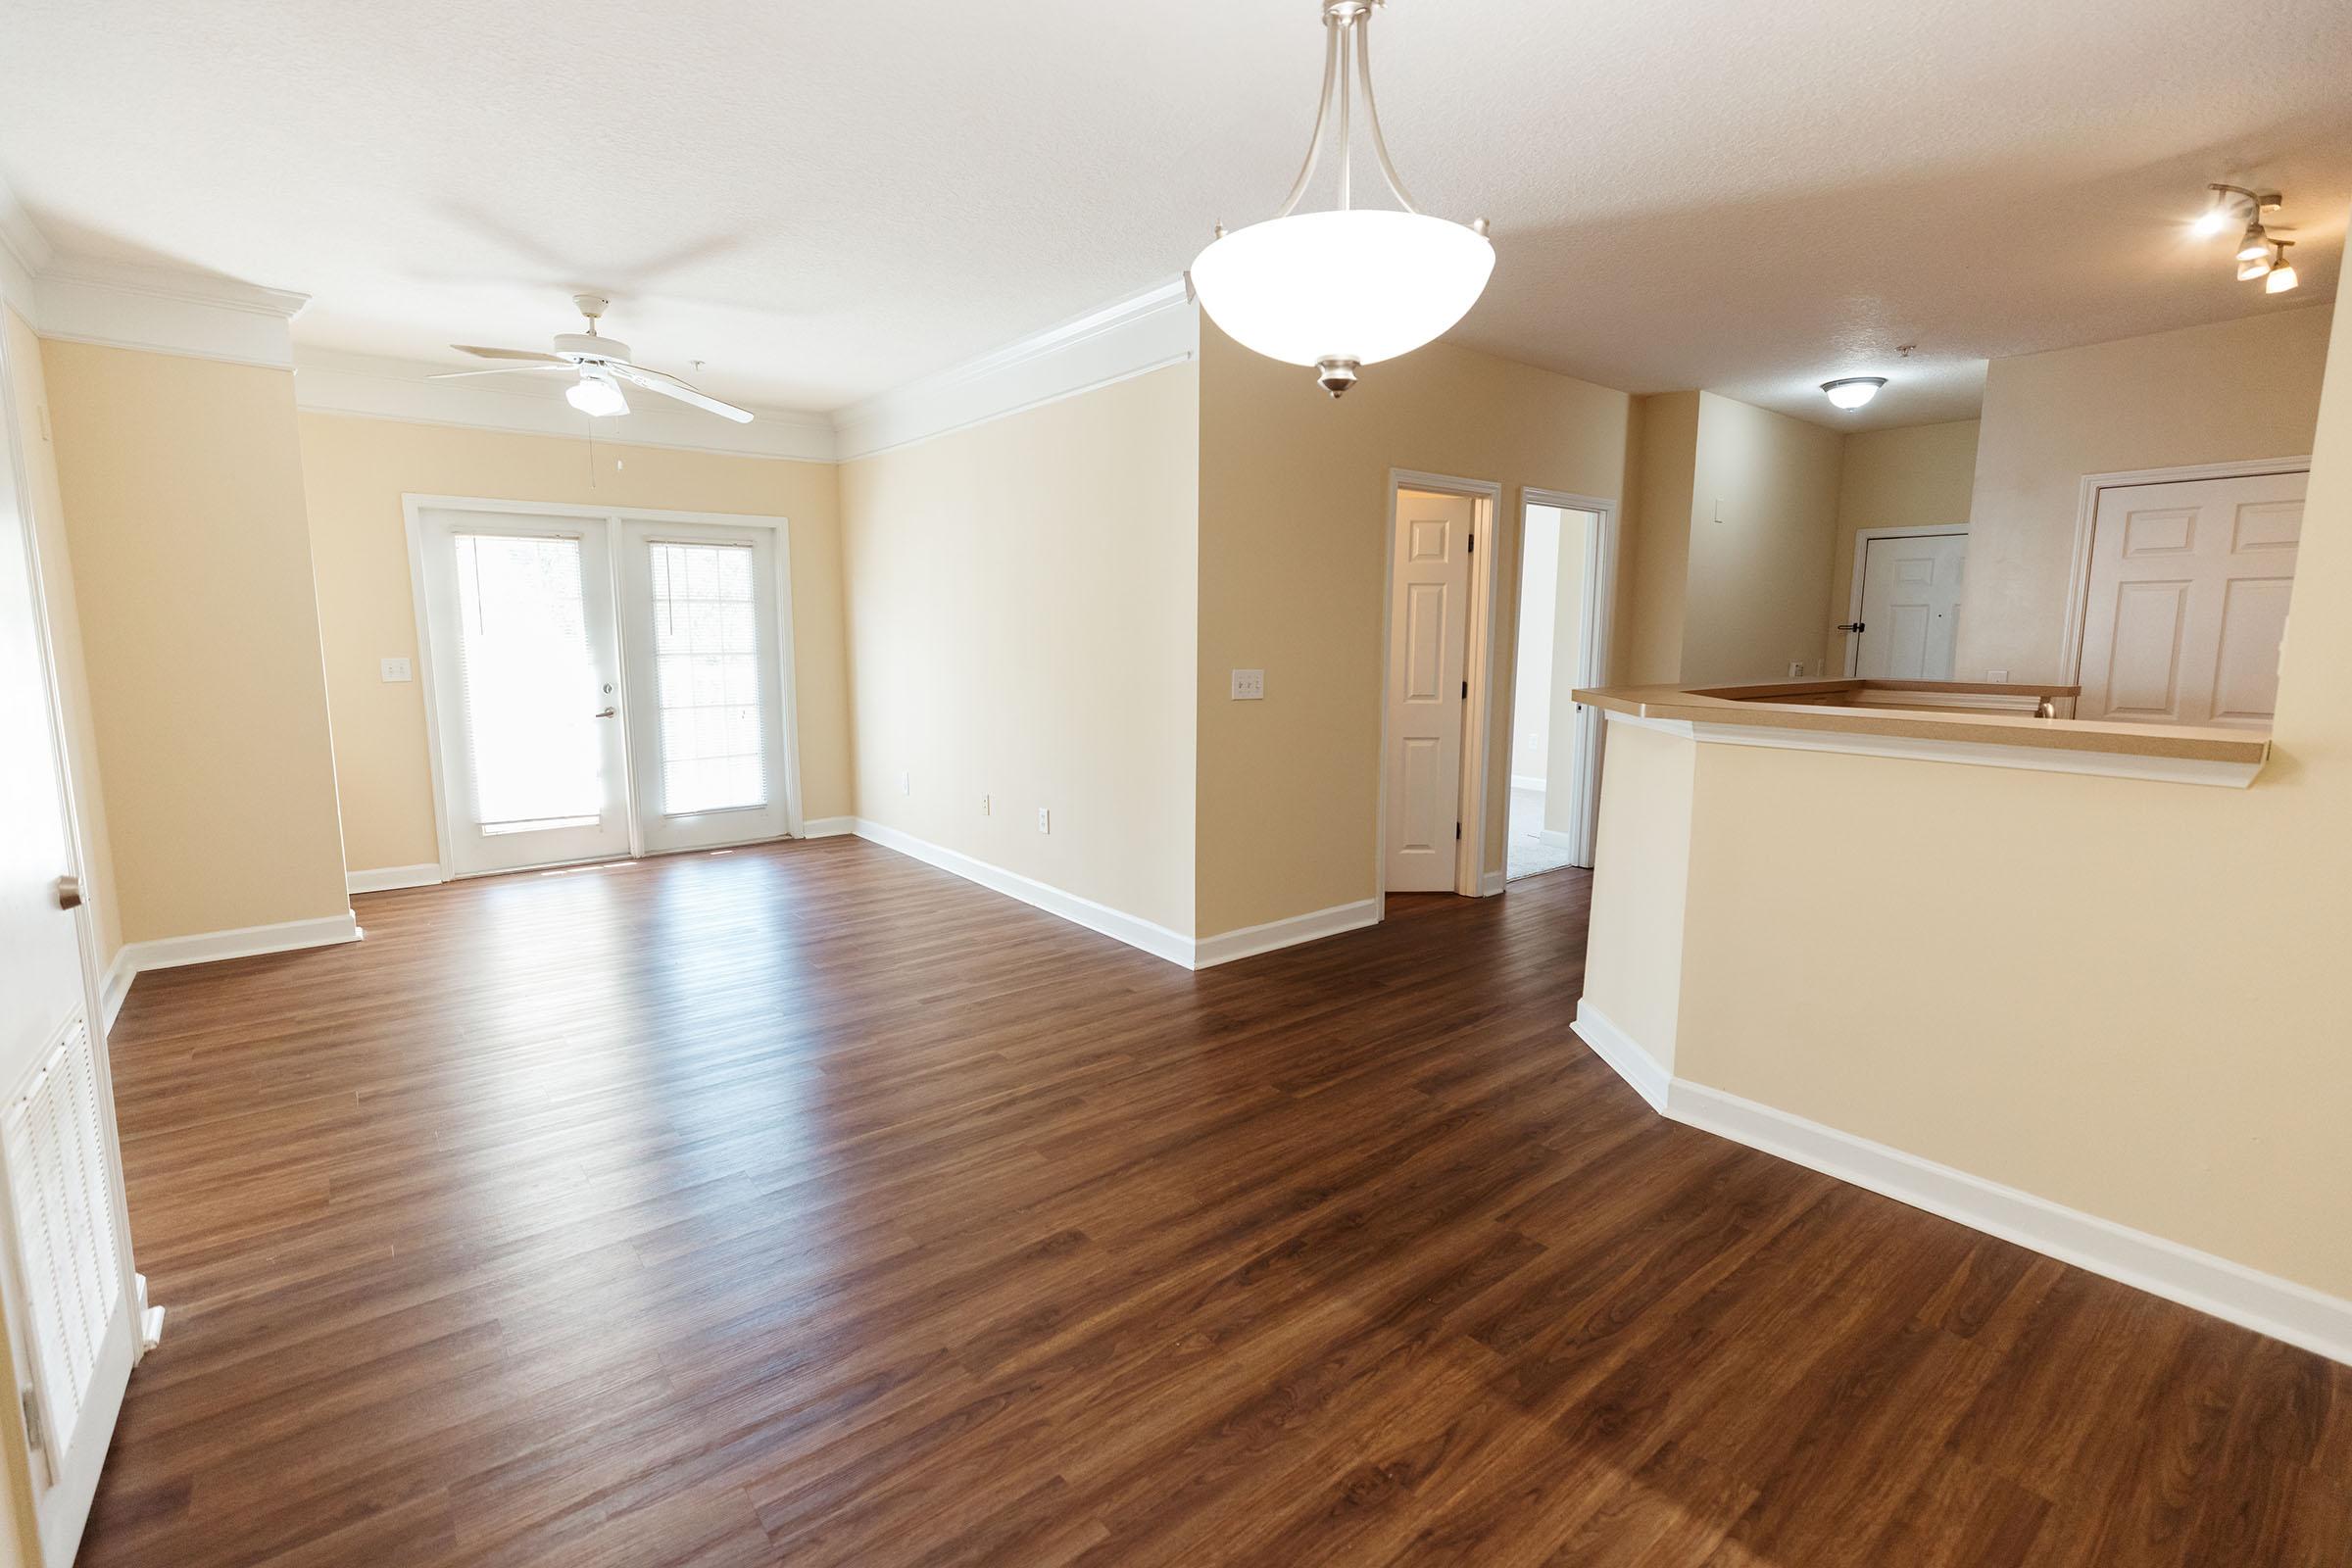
[0,343,138,1568]
[1386,491,1474,893]
[2077,472,2305,728]
[418,510,633,874]
[618,522,794,853]
[1854,532,1965,679]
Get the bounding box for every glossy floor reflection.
[85,839,2351,1566]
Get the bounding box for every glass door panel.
[620,523,791,853]
[418,512,632,875]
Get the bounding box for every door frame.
[2057,457,2310,692]
[1510,488,1620,873]
[402,495,808,881]
[1375,470,1500,906]
[1841,524,1968,678]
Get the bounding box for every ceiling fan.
[431,294,755,423]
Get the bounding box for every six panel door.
[2077,472,2305,727]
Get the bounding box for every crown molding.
[292,349,838,464]
[34,255,308,368]
[831,276,1199,462]
[0,172,52,324]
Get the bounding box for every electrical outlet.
[1230,668,1265,701]
[1788,661,1805,678]
[980,794,991,816]
[1986,668,2009,683]
[379,656,413,683]
[900,770,911,796]
[1036,808,1051,835]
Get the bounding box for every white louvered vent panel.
[3,1011,122,1464]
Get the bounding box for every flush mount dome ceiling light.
[1190,0,1495,398]
[1822,376,1887,411]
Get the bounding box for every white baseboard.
[98,950,134,1037]
[1536,827,1576,850]
[847,819,1380,971]
[1479,869,1508,896]
[1572,1004,2352,1368]
[851,818,1195,967]
[113,910,362,976]
[347,862,442,894]
[1511,773,1546,793]
[1193,899,1381,969]
[1570,1001,1671,1112]
[800,815,858,839]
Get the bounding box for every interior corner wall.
[295,413,850,876]
[1624,392,1698,685]
[40,338,350,945]
[1195,325,1637,937]
[839,362,1200,938]
[1679,391,1843,684]
[1959,305,2332,682]
[1824,418,1980,673]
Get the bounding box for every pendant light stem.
[1337,16,1353,211]
[1352,10,1423,214]
[1273,21,1344,219]
[1270,4,1424,221]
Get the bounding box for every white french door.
[418,512,634,875]
[618,521,792,854]
[414,502,800,875]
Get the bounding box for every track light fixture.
[2265,240,2299,295]
[2198,184,2297,292]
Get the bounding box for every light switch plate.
[901,770,912,796]
[1036,808,1051,835]
[379,657,413,683]
[1231,668,1265,701]
[1986,668,2009,683]
[1788,661,1804,678]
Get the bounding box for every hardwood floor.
[84,839,2349,1566]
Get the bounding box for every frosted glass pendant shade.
[1192,210,1495,372]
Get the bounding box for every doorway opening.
[406,497,808,879]
[1504,491,1615,879]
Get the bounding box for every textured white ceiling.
[1,0,2345,427]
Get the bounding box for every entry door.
[0,342,138,1568]
[617,522,793,854]
[418,511,634,874]
[1386,491,1474,892]
[1854,532,1965,679]
[2077,472,2305,727]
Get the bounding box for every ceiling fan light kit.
[433,294,757,423]
[1190,0,1495,398]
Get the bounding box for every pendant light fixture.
[2265,239,2299,295]
[1190,0,1494,398]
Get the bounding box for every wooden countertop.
[1571,678,2272,766]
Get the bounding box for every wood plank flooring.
[83,839,2350,1565]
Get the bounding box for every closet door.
[618,521,795,854]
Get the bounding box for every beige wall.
[1625,392,1697,684]
[1624,390,1842,686]
[43,340,349,945]
[297,414,850,874]
[1960,306,2331,682]
[1583,281,2352,1301]
[1681,392,1844,684]
[4,309,121,968]
[1826,417,1980,674]
[1197,326,1637,935]
[840,364,1200,936]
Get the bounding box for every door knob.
[53,874,81,910]
[593,707,617,718]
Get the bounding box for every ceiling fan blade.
[608,363,756,423]
[451,344,567,362]
[427,365,571,380]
